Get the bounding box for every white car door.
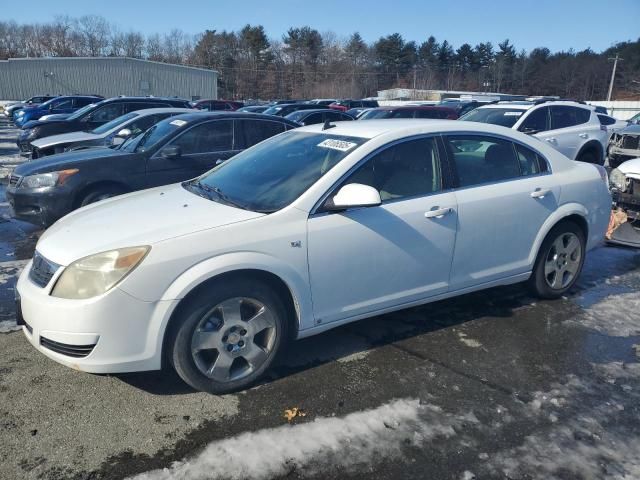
[443,134,560,290]
[307,137,458,325]
[546,106,595,160]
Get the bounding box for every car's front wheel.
[169,278,289,394]
[528,221,586,299]
[79,187,125,207]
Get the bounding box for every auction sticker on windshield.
[504,112,523,116]
[170,119,188,126]
[317,139,358,152]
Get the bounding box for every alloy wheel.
[190,297,277,382]
[544,232,582,290]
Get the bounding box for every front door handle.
[579,133,588,139]
[425,207,453,219]
[530,188,551,199]
[545,137,557,143]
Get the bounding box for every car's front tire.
[528,221,586,299]
[79,187,125,207]
[169,278,289,394]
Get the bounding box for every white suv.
[461,101,607,164]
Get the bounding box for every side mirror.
[325,183,381,211]
[116,128,132,138]
[520,127,540,135]
[161,145,182,159]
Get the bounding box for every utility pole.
[607,54,623,101]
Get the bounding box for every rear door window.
[550,106,590,129]
[445,135,522,187]
[236,119,286,148]
[515,144,548,175]
[597,114,616,126]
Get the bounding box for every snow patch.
[129,398,473,480]
[458,332,482,348]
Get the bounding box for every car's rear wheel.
[79,187,124,207]
[528,222,585,299]
[169,278,288,394]
[576,148,600,165]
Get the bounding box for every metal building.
[0,57,217,101]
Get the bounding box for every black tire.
[169,278,289,394]
[79,187,124,207]
[576,148,600,165]
[528,221,586,299]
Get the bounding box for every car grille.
[40,336,96,358]
[9,174,20,186]
[29,251,60,288]
[621,135,639,150]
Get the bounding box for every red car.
[191,99,244,111]
[358,106,458,120]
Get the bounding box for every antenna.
[322,118,336,130]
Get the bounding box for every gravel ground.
[0,115,639,480]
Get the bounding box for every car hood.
[14,147,123,175]
[23,119,70,129]
[36,183,265,265]
[620,125,640,136]
[618,158,640,179]
[31,131,101,149]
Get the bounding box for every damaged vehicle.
[608,124,640,169]
[608,157,640,247]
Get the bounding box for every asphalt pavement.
[0,116,639,480]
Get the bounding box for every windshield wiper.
[187,181,249,210]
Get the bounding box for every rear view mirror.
[325,183,381,211]
[161,145,182,159]
[111,128,132,146]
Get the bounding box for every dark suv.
[191,99,244,111]
[17,96,192,156]
[8,113,297,226]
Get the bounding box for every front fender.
[156,250,314,335]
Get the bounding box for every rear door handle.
[530,188,551,199]
[545,137,557,143]
[579,133,588,139]
[424,207,453,219]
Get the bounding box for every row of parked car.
[5,93,637,231]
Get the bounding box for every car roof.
[166,111,299,126]
[294,118,532,139]
[100,96,189,103]
[128,107,193,116]
[477,100,593,111]
[374,105,456,111]
[288,109,347,115]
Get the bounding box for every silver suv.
[461,100,608,164]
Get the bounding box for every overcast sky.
[4,0,639,52]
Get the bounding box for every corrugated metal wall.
[0,57,217,101]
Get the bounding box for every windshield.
[67,103,98,121]
[134,117,186,152]
[460,108,525,128]
[92,112,138,135]
[359,109,414,120]
[185,132,368,212]
[263,106,284,115]
[285,110,309,122]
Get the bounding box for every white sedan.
[16,120,611,393]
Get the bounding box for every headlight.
[20,169,78,189]
[51,246,150,299]
[26,128,38,139]
[610,168,627,192]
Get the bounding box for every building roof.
[0,56,218,75]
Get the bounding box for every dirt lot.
[0,116,639,480]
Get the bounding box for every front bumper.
[6,184,75,227]
[608,147,640,168]
[17,261,177,373]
